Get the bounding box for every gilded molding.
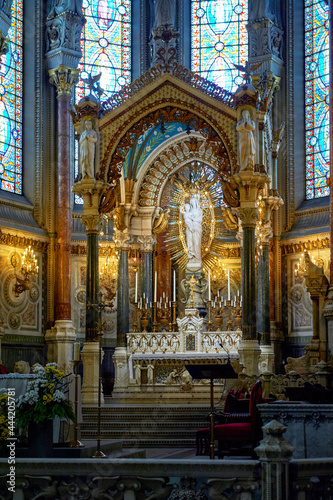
[281,237,330,255]
[138,137,229,207]
[0,230,48,252]
[101,96,237,183]
[101,63,235,115]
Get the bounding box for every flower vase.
[28,419,53,458]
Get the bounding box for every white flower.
[53,390,65,403]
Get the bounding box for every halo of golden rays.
[160,161,236,270]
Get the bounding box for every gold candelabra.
[13,246,39,296]
[157,302,171,332]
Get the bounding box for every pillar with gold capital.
[44,66,79,373]
[44,5,85,373]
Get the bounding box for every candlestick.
[227,269,230,300]
[207,300,213,331]
[73,342,80,361]
[152,301,158,332]
[226,299,233,330]
[135,271,138,303]
[173,270,176,301]
[133,301,138,331]
[208,270,211,301]
[154,271,157,302]
[172,300,177,331]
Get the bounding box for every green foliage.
[16,363,76,429]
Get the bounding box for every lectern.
[185,363,237,460]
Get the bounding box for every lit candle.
[217,290,219,298]
[166,295,168,304]
[208,270,211,301]
[73,342,80,361]
[173,270,176,301]
[237,290,240,297]
[227,268,230,300]
[135,271,138,303]
[154,271,157,303]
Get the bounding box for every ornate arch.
[100,93,237,185]
[136,136,226,207]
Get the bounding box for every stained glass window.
[191,0,248,93]
[75,0,131,203]
[0,0,23,194]
[305,0,329,199]
[76,0,131,102]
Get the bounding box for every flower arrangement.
[16,363,75,429]
[0,392,9,447]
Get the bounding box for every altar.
[112,305,242,403]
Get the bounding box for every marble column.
[156,233,171,302]
[82,214,101,341]
[72,180,104,405]
[236,204,262,375]
[257,243,270,345]
[257,241,275,373]
[138,235,156,331]
[240,209,258,341]
[113,230,131,392]
[114,230,131,347]
[45,67,79,373]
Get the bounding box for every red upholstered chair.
[195,389,249,455]
[215,380,263,458]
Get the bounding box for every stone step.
[81,404,209,449]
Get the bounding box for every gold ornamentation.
[152,209,170,234]
[101,98,237,182]
[281,237,330,255]
[101,63,235,116]
[48,65,79,95]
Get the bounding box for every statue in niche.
[270,26,283,58]
[79,120,98,178]
[153,0,176,28]
[47,0,83,19]
[181,197,203,269]
[147,364,154,385]
[249,0,281,26]
[236,110,256,171]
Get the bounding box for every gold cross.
[186,275,198,307]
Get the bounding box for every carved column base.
[112,347,129,392]
[81,341,104,405]
[259,344,275,374]
[45,320,76,374]
[238,339,261,375]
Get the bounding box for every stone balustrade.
[127,330,242,355]
[1,435,333,500]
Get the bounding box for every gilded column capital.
[238,207,259,228]
[81,214,102,233]
[113,230,131,249]
[137,235,157,252]
[48,65,80,95]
